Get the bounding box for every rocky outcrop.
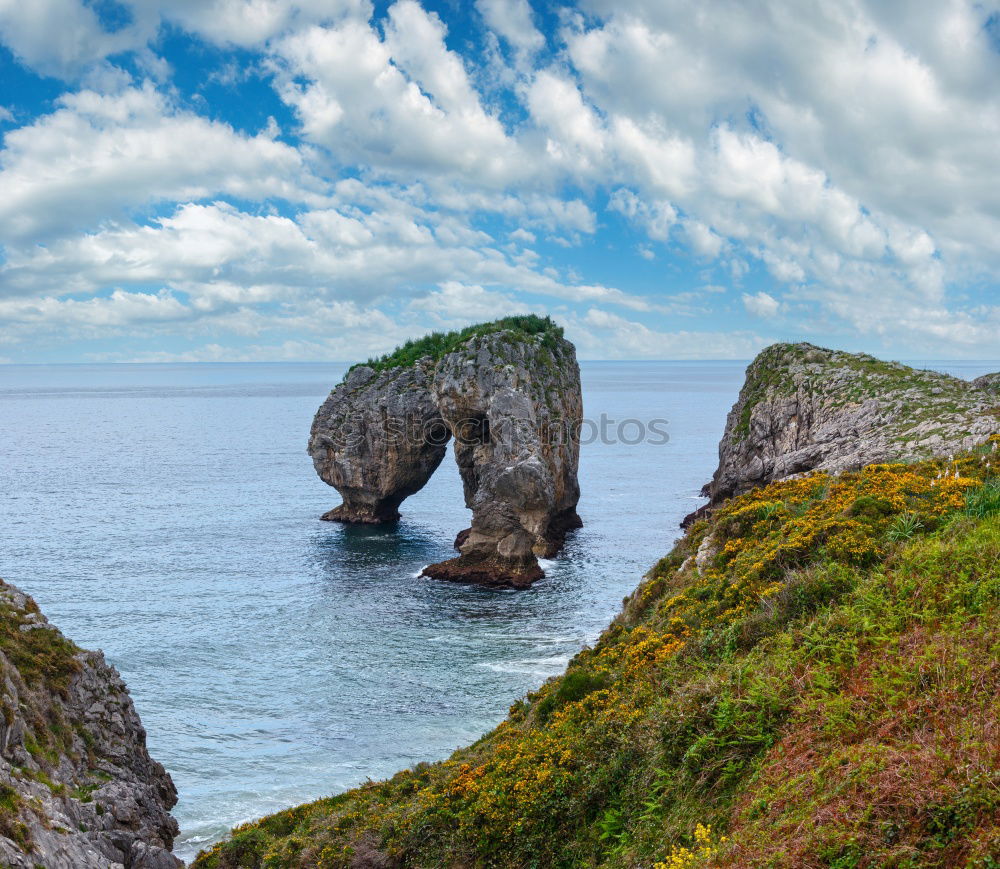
[308,360,449,524]
[424,331,582,588]
[687,343,999,524]
[308,318,582,588]
[973,371,1000,395]
[0,580,180,869]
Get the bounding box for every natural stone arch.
[307,317,583,588]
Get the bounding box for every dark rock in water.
[685,342,999,526]
[308,319,583,588]
[308,359,449,524]
[423,331,582,588]
[0,580,180,869]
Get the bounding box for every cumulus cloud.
[573,308,767,359]
[742,291,781,319]
[0,0,147,78]
[268,4,528,186]
[1,0,998,360]
[0,83,323,243]
[476,0,544,59]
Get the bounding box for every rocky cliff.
[0,580,180,869]
[688,342,999,523]
[308,316,582,588]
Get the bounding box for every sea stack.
[308,316,583,588]
[686,342,999,524]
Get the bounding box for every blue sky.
[0,0,998,363]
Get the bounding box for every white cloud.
[269,7,526,185]
[742,291,781,319]
[573,308,767,359]
[0,83,322,243]
[0,0,147,78]
[476,0,544,63]
[409,281,522,321]
[151,0,367,47]
[2,0,999,359]
[608,189,676,241]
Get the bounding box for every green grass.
[0,589,81,696]
[344,314,563,378]
[732,342,984,441]
[194,440,1000,869]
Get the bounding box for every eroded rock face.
[687,343,999,524]
[308,327,583,587]
[973,372,1000,395]
[424,331,582,588]
[0,580,180,869]
[308,360,450,524]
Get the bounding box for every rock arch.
[308,320,582,588]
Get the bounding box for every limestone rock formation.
[308,360,449,524]
[687,343,999,524]
[0,580,180,869]
[425,330,583,588]
[973,371,1000,394]
[308,317,582,588]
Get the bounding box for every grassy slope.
[195,436,1000,869]
[346,315,563,378]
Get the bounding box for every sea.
[0,359,995,863]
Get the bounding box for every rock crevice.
[308,319,582,588]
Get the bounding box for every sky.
[0,0,998,363]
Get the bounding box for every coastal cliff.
[197,348,1000,868]
[689,342,999,522]
[308,316,582,588]
[0,580,179,868]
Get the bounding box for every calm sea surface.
[0,359,995,863]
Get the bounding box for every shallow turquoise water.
[0,359,994,862]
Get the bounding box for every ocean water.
[0,359,995,863]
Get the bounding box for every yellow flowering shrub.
[195,436,1000,869]
[653,824,726,868]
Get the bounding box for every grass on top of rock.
[194,434,1000,869]
[345,315,564,378]
[0,584,81,696]
[733,342,985,440]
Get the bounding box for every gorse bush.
[195,435,1000,869]
[345,315,563,378]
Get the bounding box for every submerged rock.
[308,317,582,587]
[687,342,999,524]
[0,580,179,869]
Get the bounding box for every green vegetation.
[195,432,1000,868]
[732,342,986,442]
[0,590,81,696]
[345,315,564,378]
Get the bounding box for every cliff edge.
[688,342,999,523]
[0,580,180,869]
[195,426,1000,868]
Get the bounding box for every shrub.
[345,315,563,378]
